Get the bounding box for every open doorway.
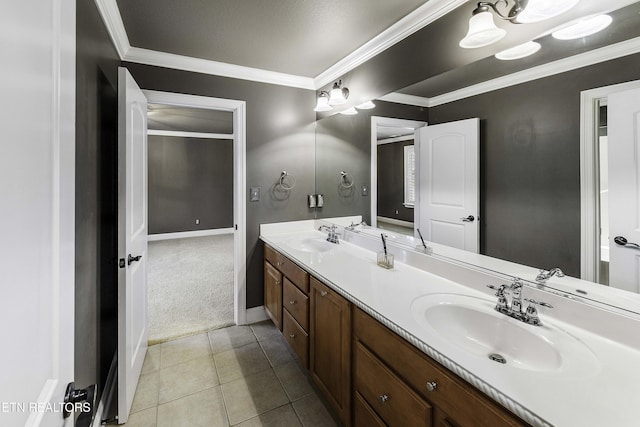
[144,90,247,343]
[370,116,427,235]
[581,79,640,291]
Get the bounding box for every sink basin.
[286,237,335,253]
[411,293,600,376]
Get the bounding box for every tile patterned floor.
[123,321,338,427]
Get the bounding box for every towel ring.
[278,171,296,191]
[339,171,354,189]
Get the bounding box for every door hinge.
[235,224,238,230]
[118,258,126,268]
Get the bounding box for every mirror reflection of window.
[404,145,416,208]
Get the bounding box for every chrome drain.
[488,353,507,364]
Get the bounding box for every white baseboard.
[148,228,234,241]
[246,306,269,324]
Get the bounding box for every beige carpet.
[147,234,235,344]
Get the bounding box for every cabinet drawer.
[283,309,309,368]
[264,244,309,293]
[283,278,309,331]
[354,308,526,427]
[354,391,386,427]
[355,341,431,427]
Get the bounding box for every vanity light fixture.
[552,14,612,40]
[339,107,358,115]
[355,100,376,110]
[495,40,541,60]
[460,0,580,48]
[328,80,349,106]
[313,91,332,112]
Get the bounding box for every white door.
[0,1,75,426]
[608,87,640,293]
[117,67,149,423]
[415,118,479,252]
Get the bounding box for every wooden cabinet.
[354,341,431,426]
[310,277,351,426]
[264,244,310,365]
[263,261,282,330]
[353,307,527,427]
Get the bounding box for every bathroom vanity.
[260,219,640,427]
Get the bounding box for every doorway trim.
[370,116,427,227]
[143,90,248,325]
[580,79,640,283]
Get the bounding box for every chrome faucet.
[487,278,553,326]
[318,224,340,244]
[536,267,565,284]
[345,220,367,231]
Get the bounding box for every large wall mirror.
[314,0,640,315]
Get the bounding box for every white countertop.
[260,219,640,427]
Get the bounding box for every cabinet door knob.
[275,280,280,286]
[289,300,295,305]
[426,381,437,392]
[320,291,328,296]
[379,394,390,403]
[289,334,295,339]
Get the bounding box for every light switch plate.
[250,187,260,202]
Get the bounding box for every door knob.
[614,236,640,249]
[127,254,142,265]
[460,215,475,222]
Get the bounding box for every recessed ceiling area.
[115,0,428,77]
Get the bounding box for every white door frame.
[370,116,427,227]
[580,79,640,282]
[143,90,248,325]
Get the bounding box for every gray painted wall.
[377,140,414,223]
[315,101,427,223]
[148,136,234,234]
[429,53,640,277]
[123,62,317,308]
[76,0,121,415]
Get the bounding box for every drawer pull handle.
[379,394,390,403]
[289,334,295,339]
[320,291,328,296]
[275,280,280,286]
[289,300,295,305]
[426,381,437,392]
[277,261,284,267]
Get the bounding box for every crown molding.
[125,47,315,89]
[94,0,130,59]
[428,35,640,107]
[382,35,640,108]
[378,92,431,107]
[313,0,468,89]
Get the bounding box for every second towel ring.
[278,171,296,191]
[339,171,354,189]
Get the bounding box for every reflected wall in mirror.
[314,101,427,221]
